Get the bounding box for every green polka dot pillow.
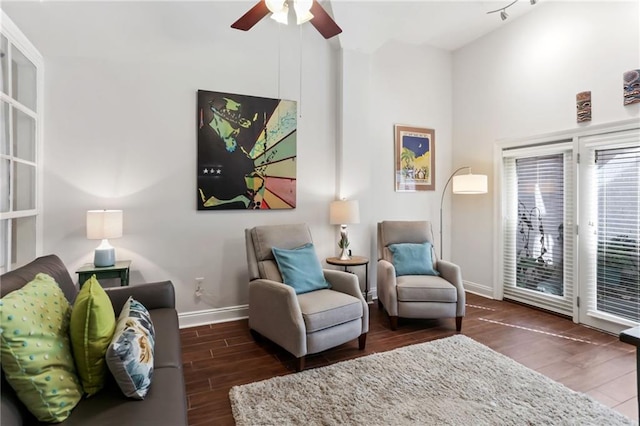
[0,273,82,423]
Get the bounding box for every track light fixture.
[487,0,538,21]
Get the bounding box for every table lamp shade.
[329,200,360,225]
[86,210,123,267]
[452,174,488,194]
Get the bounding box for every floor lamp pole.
[439,166,470,259]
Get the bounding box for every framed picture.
[394,125,435,191]
[197,90,297,210]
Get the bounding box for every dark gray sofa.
[1,255,188,426]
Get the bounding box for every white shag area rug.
[229,335,636,426]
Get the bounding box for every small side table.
[326,256,369,300]
[76,260,131,287]
[619,326,640,415]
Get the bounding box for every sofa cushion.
[396,275,458,303]
[272,243,330,294]
[0,273,83,423]
[70,275,116,396]
[389,242,439,276]
[106,297,155,399]
[297,289,362,333]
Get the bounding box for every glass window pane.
[11,45,37,112]
[13,107,35,162]
[13,162,35,211]
[1,159,9,212]
[1,101,8,155]
[0,219,7,272]
[1,35,7,95]
[12,216,36,269]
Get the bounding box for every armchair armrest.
[105,281,175,316]
[436,259,466,316]
[377,260,398,316]
[323,269,369,333]
[248,279,307,357]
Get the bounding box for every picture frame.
[394,125,436,191]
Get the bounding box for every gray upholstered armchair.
[245,223,369,371]
[377,220,465,331]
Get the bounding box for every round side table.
[325,256,369,301]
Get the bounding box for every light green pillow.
[70,275,116,396]
[0,273,83,423]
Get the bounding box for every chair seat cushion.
[297,289,362,333]
[396,275,458,303]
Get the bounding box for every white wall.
[2,2,341,324]
[452,1,640,296]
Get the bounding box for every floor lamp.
[439,167,488,259]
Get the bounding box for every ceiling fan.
[231,0,342,39]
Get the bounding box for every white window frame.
[494,118,640,324]
[0,11,44,272]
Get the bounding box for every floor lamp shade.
[86,210,123,267]
[452,174,488,194]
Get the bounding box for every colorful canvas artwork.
[623,69,640,105]
[197,90,297,210]
[576,91,592,122]
[394,125,435,192]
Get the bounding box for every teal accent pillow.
[105,297,155,399]
[388,242,440,277]
[0,273,83,422]
[272,243,330,294]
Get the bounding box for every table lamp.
[86,209,123,267]
[329,199,360,260]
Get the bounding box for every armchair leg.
[456,316,463,333]
[295,356,305,372]
[358,333,367,350]
[390,316,398,331]
[249,329,263,342]
[377,298,383,310]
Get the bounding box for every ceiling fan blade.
[231,1,270,31]
[309,0,342,39]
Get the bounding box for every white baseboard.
[178,304,248,329]
[463,280,494,299]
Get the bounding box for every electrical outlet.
[195,277,204,297]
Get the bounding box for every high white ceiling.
[1,0,545,58]
[330,0,544,52]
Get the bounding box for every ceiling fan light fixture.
[270,3,289,24]
[294,0,314,25]
[265,0,286,14]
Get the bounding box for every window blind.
[503,146,574,316]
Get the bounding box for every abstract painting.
[624,69,640,105]
[197,90,297,210]
[576,91,592,122]
[394,125,435,191]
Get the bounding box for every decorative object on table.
[231,0,342,39]
[576,91,592,122]
[229,335,632,426]
[439,167,487,258]
[197,90,297,210]
[329,199,360,260]
[394,125,435,192]
[623,69,640,105]
[87,209,123,267]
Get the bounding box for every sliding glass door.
[578,130,640,333]
[502,143,575,316]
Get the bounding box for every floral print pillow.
[105,297,155,399]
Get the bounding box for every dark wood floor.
[179,293,638,425]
